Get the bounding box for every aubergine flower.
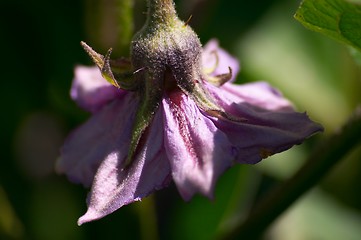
[57,0,322,225]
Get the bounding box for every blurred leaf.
[348,46,361,65]
[169,165,256,240]
[269,189,361,240]
[238,4,354,131]
[256,145,307,179]
[347,0,361,3]
[295,0,361,51]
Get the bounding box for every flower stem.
[85,0,134,56]
[0,186,24,239]
[136,195,159,240]
[116,0,134,55]
[146,0,177,25]
[217,107,361,239]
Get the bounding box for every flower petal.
[77,109,171,225]
[205,82,323,164]
[202,39,240,82]
[71,65,123,113]
[56,92,138,187]
[162,91,234,200]
[218,81,294,111]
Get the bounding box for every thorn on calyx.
[184,15,193,26]
[133,67,147,75]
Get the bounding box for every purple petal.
[77,109,171,225]
[214,81,294,112]
[202,39,240,82]
[205,82,323,164]
[162,91,233,200]
[56,92,138,187]
[71,65,123,113]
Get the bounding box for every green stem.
[146,0,177,25]
[136,195,159,240]
[85,0,134,56]
[116,0,134,56]
[218,107,361,239]
[0,186,24,239]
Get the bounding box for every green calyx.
[131,0,230,113]
[82,0,235,168]
[81,41,137,90]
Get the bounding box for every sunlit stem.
[135,196,159,240]
[146,0,177,25]
[117,0,134,56]
[85,0,134,56]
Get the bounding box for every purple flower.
[57,0,322,225]
[57,39,322,225]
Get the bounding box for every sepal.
[81,41,137,90]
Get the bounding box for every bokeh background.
[1,0,361,239]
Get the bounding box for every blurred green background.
[1,0,361,239]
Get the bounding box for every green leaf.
[295,0,361,51]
